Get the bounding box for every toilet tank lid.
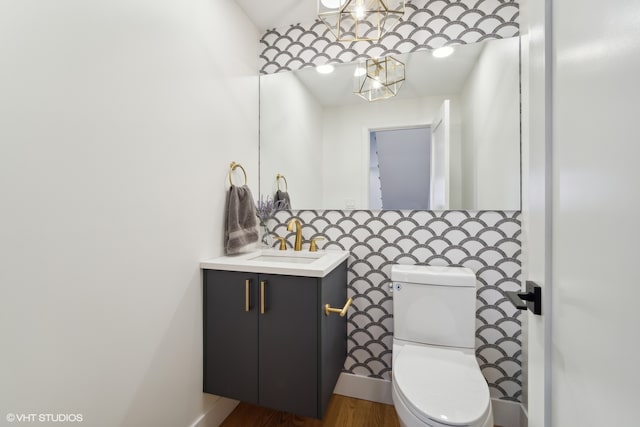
[391,265,476,287]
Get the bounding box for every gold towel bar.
[325,297,353,317]
[276,173,288,192]
[228,161,247,186]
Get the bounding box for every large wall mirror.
[259,37,521,210]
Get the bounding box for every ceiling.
[233,0,318,32]
[236,1,486,106]
[271,42,484,107]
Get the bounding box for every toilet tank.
[391,265,477,349]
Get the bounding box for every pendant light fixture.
[353,56,405,102]
[318,0,405,42]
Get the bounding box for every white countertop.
[200,249,350,278]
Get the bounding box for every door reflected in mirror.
[370,126,431,210]
[259,37,520,210]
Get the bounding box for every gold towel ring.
[276,173,288,192]
[228,161,247,186]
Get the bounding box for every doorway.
[369,126,431,210]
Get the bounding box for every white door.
[524,0,640,426]
[430,100,450,209]
[550,0,640,426]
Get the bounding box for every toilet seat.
[393,344,492,427]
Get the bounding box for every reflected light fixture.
[318,0,406,42]
[353,56,405,102]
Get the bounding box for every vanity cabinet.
[203,261,347,419]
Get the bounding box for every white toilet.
[391,265,493,427]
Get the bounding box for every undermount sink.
[247,250,324,264]
[200,248,350,277]
[249,255,317,264]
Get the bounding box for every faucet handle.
[309,237,325,252]
[276,237,287,251]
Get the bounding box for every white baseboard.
[333,373,393,405]
[333,373,525,427]
[491,399,523,427]
[520,403,529,427]
[189,395,239,427]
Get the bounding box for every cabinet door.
[258,274,318,418]
[203,270,258,403]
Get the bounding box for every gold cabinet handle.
[245,279,250,312]
[260,281,266,314]
[325,297,352,317]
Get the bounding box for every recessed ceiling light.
[320,0,348,8]
[432,46,454,58]
[316,64,335,74]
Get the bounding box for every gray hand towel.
[275,190,291,210]
[225,185,259,254]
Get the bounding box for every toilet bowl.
[390,265,494,427]
[392,342,493,427]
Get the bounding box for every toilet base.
[392,381,493,427]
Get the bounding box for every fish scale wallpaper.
[270,210,522,402]
[258,0,522,405]
[259,0,520,74]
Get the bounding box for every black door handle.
[506,281,542,315]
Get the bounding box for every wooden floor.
[220,394,401,427]
[221,394,504,427]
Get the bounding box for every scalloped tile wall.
[271,209,522,402]
[259,0,520,74]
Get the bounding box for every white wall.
[551,0,640,425]
[0,1,258,427]
[460,37,520,210]
[321,96,461,209]
[259,72,323,208]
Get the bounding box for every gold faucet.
[287,219,303,251]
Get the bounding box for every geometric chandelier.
[317,0,406,42]
[353,56,405,102]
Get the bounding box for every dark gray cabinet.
[203,261,347,419]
